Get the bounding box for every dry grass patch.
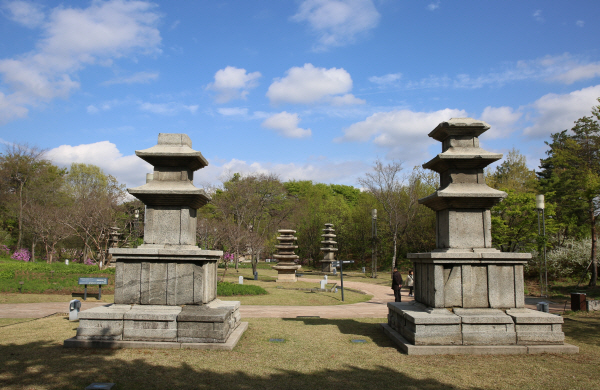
[1,313,599,389]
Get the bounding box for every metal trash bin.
[537,302,549,313]
[69,299,81,321]
[571,292,587,311]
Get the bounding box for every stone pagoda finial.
[419,118,507,252]
[320,223,337,272]
[127,133,209,249]
[272,229,301,282]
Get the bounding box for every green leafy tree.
[538,99,600,285]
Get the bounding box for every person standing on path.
[391,267,403,302]
[407,270,414,297]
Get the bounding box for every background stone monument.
[382,118,577,355]
[320,223,337,273]
[65,133,247,350]
[272,229,301,282]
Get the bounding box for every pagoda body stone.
[382,118,576,355]
[320,223,338,273]
[65,133,246,350]
[272,229,301,282]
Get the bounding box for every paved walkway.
[0,279,570,319]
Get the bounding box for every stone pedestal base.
[110,248,221,305]
[320,260,334,273]
[385,302,569,353]
[68,300,243,348]
[408,252,530,308]
[272,264,301,282]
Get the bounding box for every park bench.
[78,277,108,300]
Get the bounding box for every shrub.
[527,239,592,279]
[217,281,267,296]
[84,258,95,265]
[0,245,9,257]
[11,248,31,262]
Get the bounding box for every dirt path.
[0,279,569,319]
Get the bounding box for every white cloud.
[551,63,600,84]
[292,0,380,50]
[400,53,600,90]
[330,93,365,106]
[2,0,45,28]
[479,106,522,139]
[207,66,261,103]
[0,0,161,124]
[533,9,543,23]
[338,108,467,163]
[369,73,402,85]
[46,141,152,188]
[427,2,440,11]
[267,63,354,104]
[139,102,198,115]
[523,84,600,138]
[0,91,29,124]
[103,71,159,85]
[218,107,249,116]
[576,20,584,27]
[195,157,370,186]
[261,111,312,138]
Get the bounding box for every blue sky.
[1,0,600,189]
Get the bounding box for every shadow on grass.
[0,340,478,390]
[283,318,391,347]
[563,313,600,347]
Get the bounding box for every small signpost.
[332,260,354,301]
[78,277,108,300]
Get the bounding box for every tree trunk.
[31,237,36,262]
[17,182,23,248]
[589,203,597,286]
[391,231,398,275]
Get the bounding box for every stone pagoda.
[383,118,577,355]
[272,229,301,282]
[65,133,247,350]
[320,223,337,273]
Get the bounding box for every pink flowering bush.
[84,258,95,265]
[11,248,31,262]
[223,252,234,262]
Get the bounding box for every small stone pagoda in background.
[272,229,301,282]
[383,118,577,355]
[320,223,337,272]
[65,133,246,350]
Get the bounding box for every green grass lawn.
[0,312,598,390]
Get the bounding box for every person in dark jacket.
[391,267,403,302]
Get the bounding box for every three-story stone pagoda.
[65,133,247,350]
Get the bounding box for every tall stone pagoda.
[383,118,577,355]
[65,133,247,350]
[272,229,301,282]
[320,223,337,272]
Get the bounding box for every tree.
[358,160,420,273]
[486,147,537,194]
[210,173,291,275]
[0,143,48,248]
[62,163,126,265]
[539,99,600,286]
